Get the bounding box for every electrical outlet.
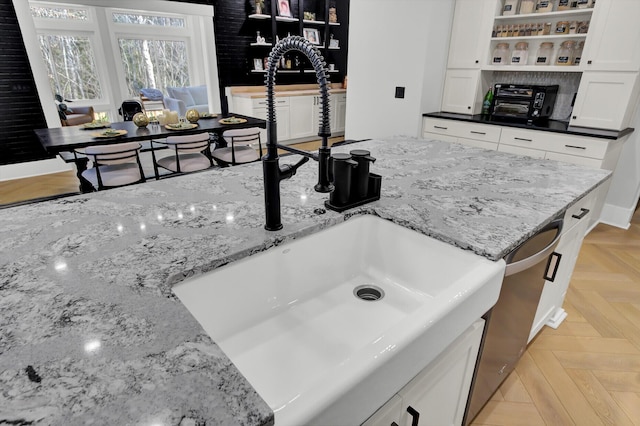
[395,86,405,99]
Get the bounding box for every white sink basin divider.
[173,215,506,425]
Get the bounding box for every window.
[110,10,194,98]
[38,34,102,100]
[30,3,104,102]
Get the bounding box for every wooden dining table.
[34,113,266,193]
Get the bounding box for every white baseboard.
[0,158,72,182]
[599,202,633,230]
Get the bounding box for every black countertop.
[423,112,634,140]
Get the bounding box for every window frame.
[30,1,110,106]
[105,8,199,102]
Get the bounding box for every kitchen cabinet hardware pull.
[391,423,399,426]
[475,59,479,63]
[514,137,533,142]
[545,252,562,282]
[467,106,471,109]
[571,208,590,220]
[572,116,577,119]
[587,60,592,64]
[565,144,586,150]
[406,406,420,426]
[470,131,486,135]
[434,126,448,130]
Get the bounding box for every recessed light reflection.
[157,214,164,222]
[300,194,308,203]
[117,224,124,233]
[177,212,184,220]
[84,339,101,353]
[140,223,146,231]
[225,213,235,223]
[212,204,218,211]
[189,205,196,213]
[54,260,67,272]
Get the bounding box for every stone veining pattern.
[0,137,609,425]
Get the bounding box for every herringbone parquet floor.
[473,207,640,426]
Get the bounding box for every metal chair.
[150,132,214,179]
[76,142,145,191]
[212,127,263,166]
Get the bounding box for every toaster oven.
[489,84,559,124]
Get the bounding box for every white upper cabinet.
[447,0,498,69]
[581,0,640,71]
[570,71,640,130]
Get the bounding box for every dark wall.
[214,0,349,89]
[0,0,347,165]
[0,0,50,165]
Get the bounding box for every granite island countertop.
[0,137,610,425]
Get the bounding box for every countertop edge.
[423,111,634,140]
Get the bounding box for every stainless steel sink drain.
[354,285,385,301]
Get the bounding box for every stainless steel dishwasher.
[464,218,564,425]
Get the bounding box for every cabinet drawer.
[543,135,609,160]
[423,117,461,138]
[501,128,609,160]
[252,96,290,108]
[423,118,501,142]
[459,123,501,143]
[499,128,546,150]
[562,185,599,231]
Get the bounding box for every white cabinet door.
[528,216,589,342]
[571,71,640,130]
[289,95,316,139]
[582,0,640,72]
[334,93,347,133]
[397,320,484,426]
[447,0,496,69]
[441,69,483,115]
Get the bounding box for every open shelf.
[248,13,271,20]
[250,42,273,47]
[303,19,326,25]
[490,34,587,42]
[494,8,593,21]
[275,16,299,23]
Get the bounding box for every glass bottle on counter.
[482,87,494,116]
[556,40,576,65]
[511,42,529,65]
[492,43,511,65]
[535,42,554,65]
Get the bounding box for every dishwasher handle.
[504,219,563,277]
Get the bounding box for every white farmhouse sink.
[173,215,505,425]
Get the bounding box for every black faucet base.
[324,173,382,213]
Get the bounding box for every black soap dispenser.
[329,153,358,207]
[349,149,376,200]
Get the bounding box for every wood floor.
[2,147,639,425]
[472,207,640,426]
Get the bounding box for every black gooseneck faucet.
[263,36,333,231]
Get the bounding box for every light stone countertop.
[0,137,610,425]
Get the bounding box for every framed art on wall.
[303,28,320,45]
[277,0,292,17]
